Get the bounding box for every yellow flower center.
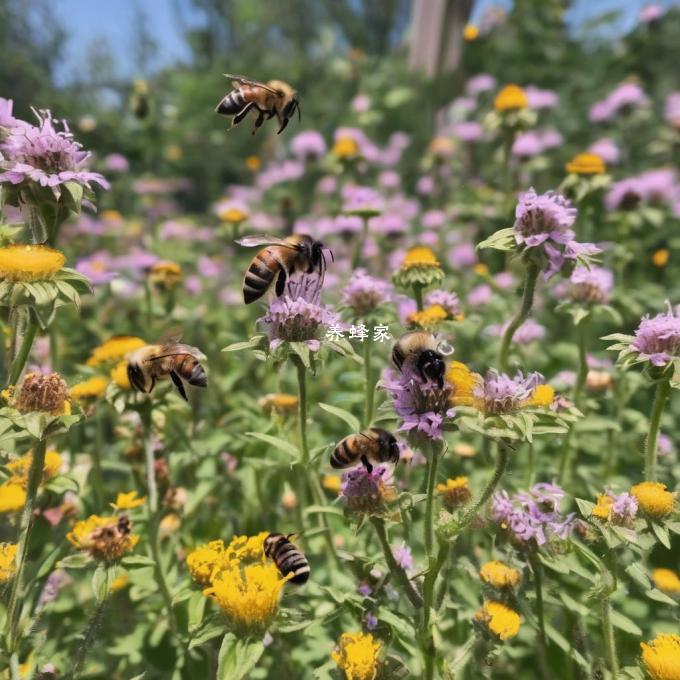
[245,155,261,172]
[86,336,146,367]
[630,481,675,519]
[331,632,382,680]
[219,208,249,223]
[0,542,18,582]
[592,493,614,521]
[565,152,606,175]
[408,304,449,329]
[524,384,555,408]
[652,568,680,594]
[494,85,529,112]
[480,561,521,588]
[0,244,65,282]
[401,246,440,270]
[475,600,521,640]
[436,476,472,508]
[446,361,479,406]
[641,633,680,680]
[70,375,109,400]
[332,137,359,159]
[463,24,479,41]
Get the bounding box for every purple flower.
[452,121,483,142]
[589,138,620,165]
[371,212,407,236]
[514,188,577,249]
[342,269,392,316]
[260,276,340,352]
[422,210,446,230]
[465,74,496,95]
[525,86,559,110]
[611,493,638,523]
[630,303,680,366]
[640,4,663,22]
[0,108,109,196]
[467,284,492,307]
[290,130,326,160]
[448,243,476,268]
[392,542,413,571]
[512,131,544,158]
[658,434,673,458]
[378,170,400,190]
[352,94,372,113]
[364,612,379,631]
[340,465,395,514]
[381,367,455,442]
[342,185,384,215]
[103,153,129,172]
[75,251,117,285]
[0,98,27,131]
[590,81,649,122]
[664,92,680,127]
[416,176,435,195]
[570,266,613,304]
[425,290,460,317]
[494,272,516,290]
[473,369,543,415]
[37,569,72,610]
[606,168,678,211]
[487,319,545,344]
[317,175,337,195]
[357,582,372,597]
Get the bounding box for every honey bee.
[331,428,400,473]
[264,533,310,585]
[215,74,301,135]
[237,234,332,304]
[126,334,207,402]
[392,332,453,388]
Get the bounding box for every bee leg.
[275,268,287,297]
[233,101,255,126]
[170,371,188,402]
[276,117,290,135]
[251,110,265,135]
[266,108,277,120]
[360,455,373,473]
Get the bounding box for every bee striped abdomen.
[331,435,359,469]
[216,89,246,115]
[274,542,310,584]
[243,251,278,303]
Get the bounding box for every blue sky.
[54,0,680,83]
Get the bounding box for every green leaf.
[245,432,300,459]
[645,588,678,606]
[216,633,265,680]
[121,555,156,569]
[92,563,113,602]
[650,521,671,549]
[56,553,93,570]
[625,563,650,590]
[188,620,226,650]
[318,403,360,433]
[610,610,642,636]
[544,622,589,670]
[288,341,312,369]
[477,227,516,252]
[188,590,207,632]
[446,636,476,674]
[63,180,84,208]
[45,475,80,495]
[574,498,595,517]
[303,504,344,517]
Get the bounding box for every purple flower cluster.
[290,130,326,161]
[0,107,109,195]
[570,265,614,304]
[381,367,455,441]
[333,127,409,167]
[487,319,545,344]
[342,269,392,316]
[473,369,542,415]
[611,492,638,523]
[664,92,680,127]
[490,483,576,547]
[512,129,563,158]
[391,542,413,571]
[588,138,620,165]
[465,73,497,96]
[340,464,394,514]
[525,86,559,110]
[451,121,483,142]
[425,289,461,317]
[605,168,679,211]
[589,81,649,122]
[342,185,385,215]
[630,303,680,366]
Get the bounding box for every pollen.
[112,490,146,511]
[640,633,680,680]
[475,600,521,640]
[86,336,146,367]
[524,384,555,408]
[651,568,680,594]
[480,560,521,589]
[494,85,529,112]
[0,244,65,282]
[630,481,675,519]
[446,361,479,407]
[0,542,18,582]
[565,152,606,175]
[331,632,382,680]
[436,476,472,509]
[401,247,440,270]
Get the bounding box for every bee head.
[418,350,446,388]
[263,533,283,557]
[126,362,147,393]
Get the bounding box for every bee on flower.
[67,514,139,563]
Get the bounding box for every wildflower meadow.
[1,1,680,678]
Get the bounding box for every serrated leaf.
[318,403,360,433]
[216,633,265,680]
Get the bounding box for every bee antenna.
[286,531,303,541]
[296,100,301,121]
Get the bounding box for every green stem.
[91,407,105,510]
[363,339,375,428]
[4,440,46,651]
[141,404,177,637]
[294,357,310,466]
[645,377,671,482]
[371,517,422,608]
[423,441,442,557]
[498,263,540,372]
[422,541,448,680]
[351,216,369,269]
[573,319,589,409]
[413,284,424,312]
[457,442,511,532]
[8,313,37,386]
[529,550,549,676]
[601,597,619,677]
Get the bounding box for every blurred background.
[2,0,679,209]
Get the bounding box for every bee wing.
[236,234,298,249]
[222,74,282,96]
[157,325,184,346]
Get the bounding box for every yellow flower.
[112,491,146,510]
[0,244,65,282]
[322,474,342,494]
[475,600,521,640]
[408,304,449,329]
[641,633,680,680]
[428,136,455,157]
[401,247,440,270]
[258,393,299,416]
[524,384,555,408]
[205,562,290,635]
[70,375,109,401]
[652,249,670,268]
[331,632,382,680]
[0,542,18,582]
[592,493,614,521]
[447,361,479,407]
[86,336,146,367]
[332,136,359,159]
[149,261,182,290]
[6,449,62,486]
[630,481,675,519]
[0,482,26,512]
[111,360,132,390]
[245,155,261,172]
[110,572,129,592]
[164,144,182,161]
[186,540,227,585]
[565,152,606,175]
[652,568,680,594]
[480,561,521,589]
[219,206,249,224]
[436,476,472,509]
[101,209,123,225]
[67,514,139,562]
[463,24,479,41]
[494,85,528,112]
[13,372,70,415]
[474,263,489,276]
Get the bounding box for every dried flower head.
[475,600,521,640]
[67,514,139,562]
[640,633,680,680]
[630,482,674,519]
[479,560,521,589]
[436,476,472,509]
[14,372,70,415]
[565,152,606,175]
[652,568,680,595]
[331,632,382,680]
[0,542,18,582]
[0,244,65,282]
[494,85,529,111]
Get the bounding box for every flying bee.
[331,428,400,473]
[392,332,453,389]
[215,74,301,135]
[264,533,310,585]
[126,333,207,402]
[236,234,332,304]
